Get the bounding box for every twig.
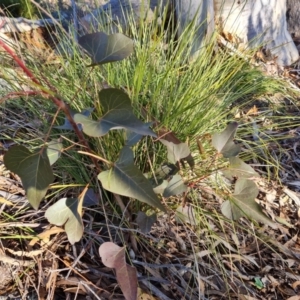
[0,38,101,172]
[0,222,40,228]
[0,39,39,85]
[0,254,35,267]
[0,90,47,104]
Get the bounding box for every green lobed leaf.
[148,163,179,194]
[45,197,84,245]
[148,163,179,190]
[4,145,54,209]
[46,140,63,166]
[221,200,244,220]
[98,146,165,211]
[125,130,143,147]
[153,180,168,194]
[78,32,134,65]
[254,277,264,289]
[74,89,156,138]
[83,188,100,207]
[233,178,259,201]
[221,179,277,228]
[163,175,187,198]
[212,122,241,158]
[55,108,94,131]
[223,157,259,180]
[157,163,179,179]
[160,140,191,164]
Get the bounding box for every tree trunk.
[80,0,171,33]
[286,0,300,38]
[214,0,298,66]
[79,0,299,66]
[0,0,298,66]
[175,0,214,59]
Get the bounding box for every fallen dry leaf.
[246,105,258,116]
[29,226,65,246]
[99,242,138,300]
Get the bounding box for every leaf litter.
[1,116,300,300]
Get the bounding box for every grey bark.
[0,0,298,66]
[214,0,298,66]
[80,0,171,33]
[286,0,300,38]
[81,0,299,65]
[175,0,214,59]
[80,0,214,59]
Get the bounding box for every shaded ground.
[1,96,300,300]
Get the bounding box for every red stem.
[0,40,40,86]
[0,90,46,103]
[0,39,101,172]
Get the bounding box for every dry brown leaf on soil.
[222,253,259,268]
[292,281,300,290]
[137,288,157,300]
[29,226,65,246]
[246,105,258,116]
[45,259,58,291]
[99,242,138,300]
[287,296,300,300]
[142,264,169,292]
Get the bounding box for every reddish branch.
[0,38,101,172]
[0,90,45,103]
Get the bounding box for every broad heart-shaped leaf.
[98,147,165,211]
[74,89,156,138]
[163,175,187,198]
[136,211,157,234]
[45,197,84,244]
[78,32,134,65]
[46,140,63,166]
[153,180,168,194]
[212,122,241,158]
[125,130,143,147]
[83,188,99,207]
[221,179,277,229]
[99,242,138,300]
[55,108,93,131]
[156,163,179,179]
[148,163,178,194]
[160,140,191,164]
[4,145,54,210]
[223,157,259,180]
